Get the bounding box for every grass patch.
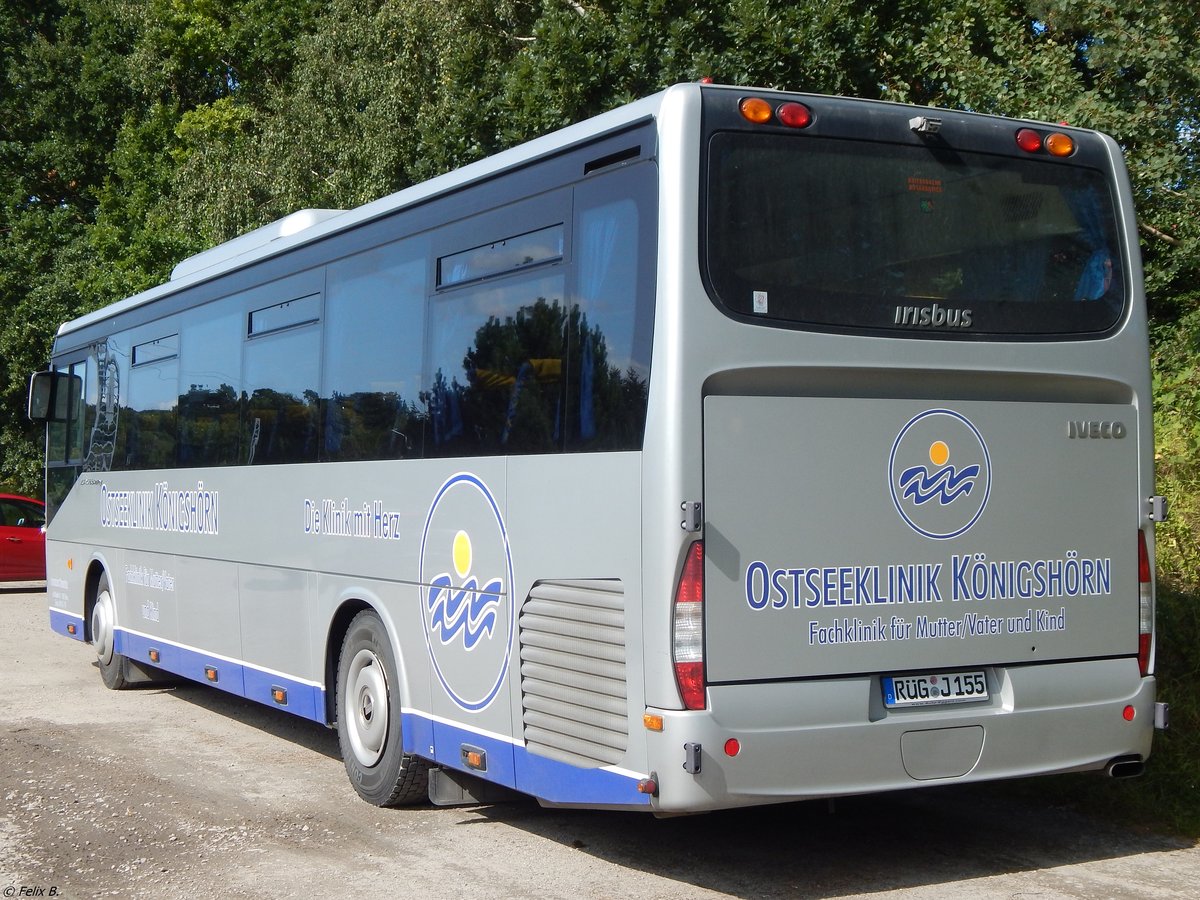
[989,322,1200,839]
[1039,583,1200,838]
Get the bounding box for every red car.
[0,493,46,581]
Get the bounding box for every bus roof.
[56,82,1114,342]
[57,87,672,339]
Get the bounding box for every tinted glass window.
[426,270,568,456]
[125,352,179,469]
[249,294,320,335]
[323,238,428,461]
[245,320,320,464]
[179,307,242,466]
[439,225,563,287]
[705,132,1126,336]
[568,165,654,450]
[133,334,179,365]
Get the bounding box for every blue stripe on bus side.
[49,607,87,641]
[514,748,651,807]
[404,711,651,807]
[113,628,327,724]
[61,619,645,807]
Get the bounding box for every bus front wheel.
[91,573,129,690]
[335,610,428,806]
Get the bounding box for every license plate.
[882,670,988,708]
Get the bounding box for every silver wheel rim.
[346,648,389,768]
[92,588,114,665]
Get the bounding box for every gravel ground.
[2,586,1197,899]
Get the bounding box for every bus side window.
[567,163,656,452]
[425,269,568,456]
[126,335,180,469]
[322,238,428,462]
[178,307,243,467]
[426,203,569,458]
[244,296,321,465]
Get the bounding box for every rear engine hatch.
[703,396,1139,683]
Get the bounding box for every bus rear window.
[704,132,1126,337]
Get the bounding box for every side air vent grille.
[519,580,628,768]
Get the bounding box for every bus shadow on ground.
[104,665,343,761]
[467,782,1189,899]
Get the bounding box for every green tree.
[0,0,138,491]
[0,0,320,492]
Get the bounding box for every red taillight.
[777,102,813,129]
[1138,530,1152,583]
[673,541,706,710]
[1015,128,1043,153]
[1138,530,1153,676]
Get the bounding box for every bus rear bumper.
[645,658,1155,813]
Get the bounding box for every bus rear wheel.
[335,610,428,806]
[91,573,129,690]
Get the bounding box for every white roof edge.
[169,209,348,282]
[57,86,678,340]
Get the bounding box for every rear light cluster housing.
[739,97,813,129]
[1015,127,1076,157]
[672,541,706,710]
[1138,530,1153,676]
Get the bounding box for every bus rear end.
[643,85,1163,812]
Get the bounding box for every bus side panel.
[238,565,316,715]
[505,452,650,806]
[46,539,87,639]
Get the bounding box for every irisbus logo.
[419,473,515,712]
[889,410,991,540]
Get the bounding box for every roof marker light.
[1016,128,1043,153]
[739,97,773,125]
[777,102,813,129]
[1045,132,1076,157]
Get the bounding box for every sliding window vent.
[519,580,628,768]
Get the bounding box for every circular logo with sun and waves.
[889,409,991,540]
[419,473,515,712]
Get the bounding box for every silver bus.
[31,83,1168,812]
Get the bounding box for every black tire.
[91,572,129,690]
[336,610,428,806]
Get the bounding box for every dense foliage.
[2,0,1198,831]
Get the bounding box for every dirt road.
[1,587,1196,899]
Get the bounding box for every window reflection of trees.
[112,297,649,467]
[422,297,647,457]
[106,165,653,469]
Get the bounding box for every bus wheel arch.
[83,560,106,643]
[87,563,129,690]
[334,608,429,806]
[324,599,373,725]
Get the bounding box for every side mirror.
[28,370,81,423]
